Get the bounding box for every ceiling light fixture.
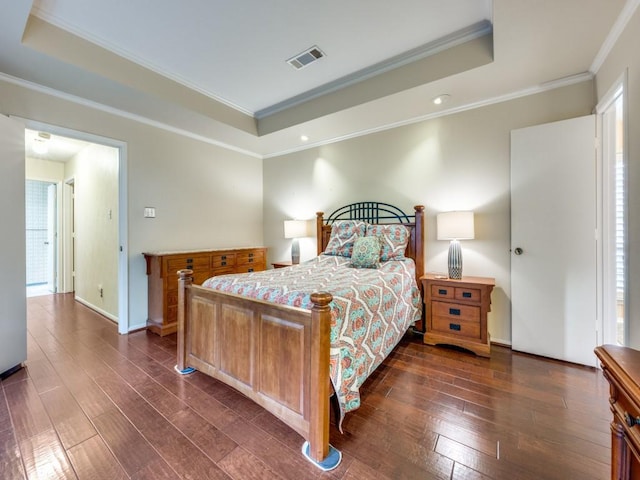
[300,135,309,142]
[32,132,51,154]
[433,94,451,105]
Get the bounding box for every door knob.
[514,247,523,255]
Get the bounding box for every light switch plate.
[144,207,156,218]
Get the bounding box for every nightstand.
[421,274,495,357]
[271,261,293,269]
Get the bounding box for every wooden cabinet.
[143,247,266,336]
[421,274,494,357]
[594,345,640,480]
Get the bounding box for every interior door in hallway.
[46,183,57,293]
[510,115,597,367]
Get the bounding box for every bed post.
[316,211,325,255]
[303,291,342,471]
[414,205,425,282]
[175,269,195,375]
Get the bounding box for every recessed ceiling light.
[433,94,451,105]
[300,135,309,142]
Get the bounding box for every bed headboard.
[316,202,425,279]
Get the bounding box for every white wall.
[66,144,119,319]
[263,81,595,345]
[0,79,263,332]
[0,115,26,374]
[25,156,64,181]
[595,4,640,347]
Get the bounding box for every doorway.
[22,121,128,333]
[25,179,57,297]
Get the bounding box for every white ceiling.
[0,0,632,159]
[25,129,91,162]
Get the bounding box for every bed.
[175,202,425,470]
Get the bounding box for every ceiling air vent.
[287,46,325,70]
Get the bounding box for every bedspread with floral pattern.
[201,254,422,424]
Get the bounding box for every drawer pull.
[438,289,448,295]
[449,308,461,316]
[186,258,193,263]
[248,268,254,272]
[625,412,640,427]
[249,253,254,257]
[221,261,227,266]
[248,258,253,262]
[462,292,472,298]
[449,323,461,331]
[221,255,227,260]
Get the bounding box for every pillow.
[366,224,410,261]
[323,220,366,257]
[350,236,381,269]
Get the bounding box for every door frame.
[24,179,64,293]
[595,70,629,346]
[18,118,129,335]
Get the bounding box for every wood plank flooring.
[0,293,611,479]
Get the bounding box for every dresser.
[421,274,495,357]
[143,247,266,336]
[594,345,640,480]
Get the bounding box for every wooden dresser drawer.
[432,301,479,322]
[237,250,264,266]
[167,255,209,274]
[432,314,481,339]
[212,253,236,269]
[236,264,263,274]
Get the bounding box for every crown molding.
[262,72,594,159]
[590,0,640,74]
[0,72,262,159]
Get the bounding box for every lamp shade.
[437,211,475,240]
[284,220,310,239]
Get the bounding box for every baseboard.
[490,338,512,348]
[74,296,118,323]
[1,364,23,380]
[128,322,148,333]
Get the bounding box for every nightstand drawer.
[431,284,454,299]
[432,301,479,322]
[432,315,481,339]
[454,287,481,302]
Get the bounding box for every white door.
[511,115,597,367]
[47,183,57,293]
[0,115,27,375]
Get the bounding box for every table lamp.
[437,211,474,279]
[284,220,310,264]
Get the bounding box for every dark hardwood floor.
[1,293,611,479]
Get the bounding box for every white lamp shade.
[437,211,475,240]
[284,220,310,239]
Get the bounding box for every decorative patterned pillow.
[323,220,366,257]
[350,236,381,269]
[366,224,410,261]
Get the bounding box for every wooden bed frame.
[176,203,424,470]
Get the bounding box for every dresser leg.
[612,419,627,480]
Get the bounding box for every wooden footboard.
[176,269,336,467]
